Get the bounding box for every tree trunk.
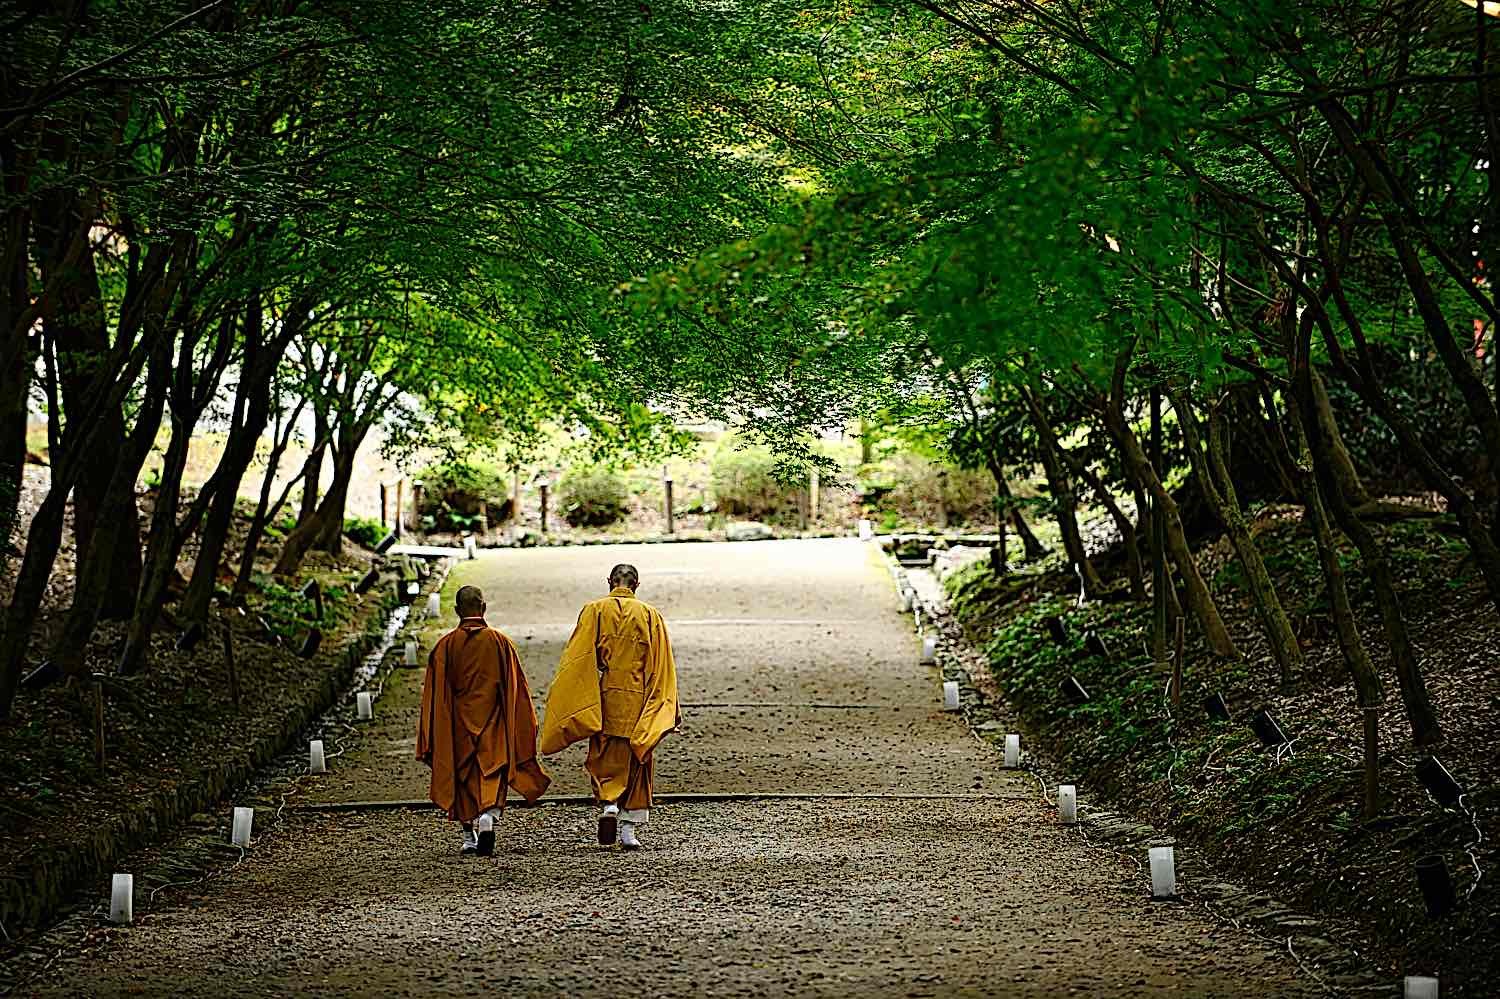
[0,486,71,717]
[47,392,163,675]
[992,471,1047,561]
[1021,383,1103,598]
[232,414,309,600]
[181,317,280,623]
[0,139,33,575]
[1284,383,1383,815]
[1308,367,1371,509]
[277,446,358,576]
[1062,447,1146,599]
[1171,387,1303,684]
[38,184,144,620]
[1298,363,1443,746]
[117,419,195,675]
[1104,368,1238,659]
[299,408,328,524]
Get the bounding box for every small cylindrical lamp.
[424,592,440,619]
[404,640,418,667]
[942,680,960,711]
[1003,733,1020,769]
[1149,846,1176,898]
[109,873,134,925]
[920,636,937,664]
[1404,976,1439,999]
[1058,785,1078,825]
[231,806,253,848]
[356,691,373,720]
[309,739,327,774]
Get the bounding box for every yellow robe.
[540,587,679,809]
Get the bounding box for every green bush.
[415,460,510,529]
[869,453,994,528]
[343,516,386,549]
[558,464,630,527]
[709,441,792,520]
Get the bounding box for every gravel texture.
[25,539,1328,997]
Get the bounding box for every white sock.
[619,822,641,848]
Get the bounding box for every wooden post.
[1363,706,1380,819]
[810,468,820,519]
[664,476,675,534]
[394,479,404,538]
[411,481,423,534]
[1171,615,1185,709]
[380,482,388,528]
[540,483,549,534]
[512,469,521,522]
[222,625,242,710]
[93,680,106,768]
[798,486,809,531]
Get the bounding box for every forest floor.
[4,540,1349,997]
[943,503,1498,993]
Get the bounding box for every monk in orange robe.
[417,584,550,855]
[540,564,679,850]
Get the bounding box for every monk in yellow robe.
[540,564,678,850]
[417,584,550,855]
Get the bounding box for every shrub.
[415,460,510,529]
[558,464,630,527]
[871,454,995,528]
[343,516,386,549]
[709,441,792,520]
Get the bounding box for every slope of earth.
[946,507,1497,994]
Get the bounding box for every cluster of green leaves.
[557,465,631,527]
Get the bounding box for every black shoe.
[476,815,496,857]
[597,806,619,846]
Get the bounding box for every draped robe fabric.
[540,587,680,811]
[417,618,550,823]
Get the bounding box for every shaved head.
[455,584,486,618]
[608,564,639,591]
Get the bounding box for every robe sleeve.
[630,608,680,761]
[497,634,552,802]
[538,604,604,755]
[415,637,443,765]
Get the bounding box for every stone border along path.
[892,550,1385,996]
[14,539,1371,997]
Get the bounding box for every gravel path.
[28,539,1323,997]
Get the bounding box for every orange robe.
[540,587,679,811]
[417,617,550,822]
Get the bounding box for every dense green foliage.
[2,0,1495,824]
[557,465,630,528]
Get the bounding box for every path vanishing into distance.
[31,540,1324,997]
